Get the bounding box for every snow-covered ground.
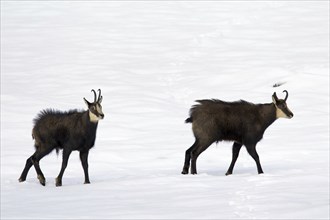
[1,1,329,219]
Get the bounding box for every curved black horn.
[91,89,97,103]
[97,89,102,102]
[283,90,288,101]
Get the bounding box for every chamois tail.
[185,117,193,123]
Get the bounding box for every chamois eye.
[91,106,95,111]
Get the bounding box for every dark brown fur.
[182,92,293,175]
[19,90,104,186]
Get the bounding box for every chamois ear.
[272,92,278,104]
[83,98,90,107]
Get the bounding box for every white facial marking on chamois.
[89,104,104,122]
[276,107,290,119]
[272,96,290,119]
[89,111,100,122]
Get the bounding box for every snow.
[1,1,329,219]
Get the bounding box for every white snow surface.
[1,1,329,219]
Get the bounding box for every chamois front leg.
[246,144,264,174]
[226,142,243,175]
[80,150,90,184]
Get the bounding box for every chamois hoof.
[55,178,62,187]
[225,172,232,176]
[18,177,26,182]
[181,169,189,175]
[84,181,90,184]
[37,175,46,186]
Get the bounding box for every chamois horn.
[283,90,288,101]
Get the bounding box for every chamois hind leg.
[19,154,35,183]
[246,143,264,174]
[55,148,72,187]
[182,139,198,174]
[32,147,53,186]
[190,140,212,175]
[226,142,243,175]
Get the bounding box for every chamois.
[182,90,293,175]
[19,89,104,186]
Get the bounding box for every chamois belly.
[218,129,243,143]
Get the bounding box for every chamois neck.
[260,103,277,129]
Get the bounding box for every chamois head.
[84,89,104,122]
[272,90,294,119]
